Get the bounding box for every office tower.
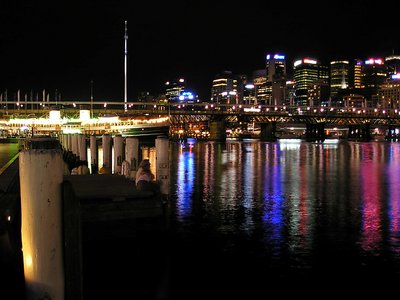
[385,54,400,75]
[211,71,238,105]
[349,59,363,89]
[285,80,295,106]
[265,53,287,105]
[293,58,329,106]
[361,58,388,106]
[243,83,257,106]
[252,69,268,105]
[378,73,400,109]
[165,78,185,103]
[266,53,286,81]
[236,74,248,104]
[330,60,349,102]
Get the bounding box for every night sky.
[0,0,398,102]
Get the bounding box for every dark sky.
[0,0,398,102]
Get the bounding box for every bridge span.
[1,101,400,141]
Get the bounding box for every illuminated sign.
[267,54,285,60]
[244,107,261,112]
[365,58,383,65]
[294,58,318,67]
[294,60,302,67]
[245,84,255,89]
[386,56,400,61]
[330,60,349,65]
[392,73,400,80]
[179,91,195,101]
[303,58,317,64]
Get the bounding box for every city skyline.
[0,1,399,101]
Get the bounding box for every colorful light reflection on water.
[168,140,400,284]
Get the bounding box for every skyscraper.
[252,69,267,105]
[293,58,329,106]
[265,53,287,106]
[165,78,185,103]
[348,59,363,89]
[330,60,349,102]
[385,54,400,75]
[361,58,388,106]
[211,71,238,105]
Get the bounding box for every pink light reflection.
[359,143,383,254]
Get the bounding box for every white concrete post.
[59,134,65,149]
[19,139,65,300]
[78,134,87,162]
[64,134,69,150]
[155,136,170,195]
[125,137,139,179]
[113,135,124,175]
[102,134,112,171]
[90,135,98,174]
[71,134,78,157]
[67,134,72,152]
[62,134,68,150]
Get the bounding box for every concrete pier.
[19,138,65,300]
[102,134,112,173]
[78,134,87,162]
[155,136,170,196]
[260,122,277,141]
[209,120,226,142]
[113,135,124,175]
[125,137,139,179]
[89,135,98,174]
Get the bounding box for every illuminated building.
[343,93,366,108]
[361,58,388,105]
[243,83,256,105]
[165,78,185,103]
[252,69,268,105]
[330,60,349,102]
[285,80,295,106]
[211,71,238,105]
[265,53,287,106]
[378,74,400,109]
[349,59,363,89]
[266,53,286,81]
[385,54,400,75]
[308,79,330,106]
[293,58,329,106]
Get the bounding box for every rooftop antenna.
[124,20,128,112]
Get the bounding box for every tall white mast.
[124,20,128,112]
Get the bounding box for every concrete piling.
[19,138,65,300]
[155,136,170,196]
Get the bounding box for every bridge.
[1,101,400,141]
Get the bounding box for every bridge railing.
[1,101,400,119]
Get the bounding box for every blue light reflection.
[176,149,195,219]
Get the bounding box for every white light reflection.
[279,139,302,150]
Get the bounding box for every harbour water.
[1,139,400,298]
[165,139,400,298]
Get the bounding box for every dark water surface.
[2,140,400,299]
[85,140,400,299]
